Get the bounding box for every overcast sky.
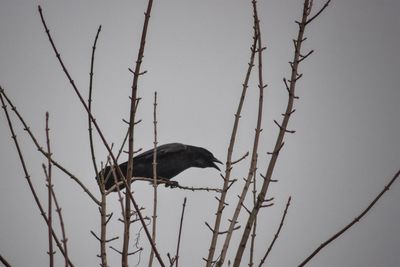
[0,1,399,266]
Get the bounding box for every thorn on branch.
[264,197,274,202]
[226,179,237,191]
[110,246,122,255]
[295,73,303,81]
[260,174,278,183]
[106,236,119,243]
[273,120,296,134]
[215,196,229,206]
[261,203,274,208]
[205,221,239,235]
[299,50,314,63]
[232,151,249,165]
[128,68,147,76]
[128,247,143,256]
[90,230,101,242]
[205,222,215,233]
[167,253,176,265]
[241,202,251,214]
[282,109,296,117]
[105,212,113,225]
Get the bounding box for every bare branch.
[51,177,69,267]
[231,151,250,165]
[305,0,332,25]
[88,25,102,183]
[259,196,292,266]
[0,254,12,267]
[148,91,159,267]
[44,112,55,266]
[298,169,400,267]
[175,197,187,267]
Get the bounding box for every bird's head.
[191,146,223,171]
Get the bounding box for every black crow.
[96,143,222,191]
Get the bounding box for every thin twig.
[148,91,159,267]
[231,151,250,165]
[305,0,331,25]
[88,24,102,184]
[175,197,187,267]
[86,24,109,267]
[0,88,74,267]
[44,112,55,266]
[248,155,258,267]
[258,196,291,266]
[298,169,400,266]
[173,184,222,193]
[50,179,69,267]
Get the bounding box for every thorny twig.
[148,92,159,267]
[50,176,69,267]
[248,155,258,267]
[86,24,110,267]
[44,112,55,266]
[175,197,187,267]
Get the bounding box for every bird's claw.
[165,180,179,188]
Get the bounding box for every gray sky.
[0,1,399,266]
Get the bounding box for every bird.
[96,143,222,191]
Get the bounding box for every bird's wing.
[133,143,187,162]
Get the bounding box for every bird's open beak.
[212,157,223,171]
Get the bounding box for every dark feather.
[96,143,222,191]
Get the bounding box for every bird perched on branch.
[96,143,222,191]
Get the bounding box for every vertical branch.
[88,24,102,181]
[205,4,259,265]
[50,180,69,267]
[87,24,109,267]
[248,156,258,267]
[217,0,266,264]
[258,196,291,267]
[148,91,159,267]
[45,112,55,267]
[232,1,330,266]
[175,197,187,267]
[0,88,74,267]
[122,0,165,266]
